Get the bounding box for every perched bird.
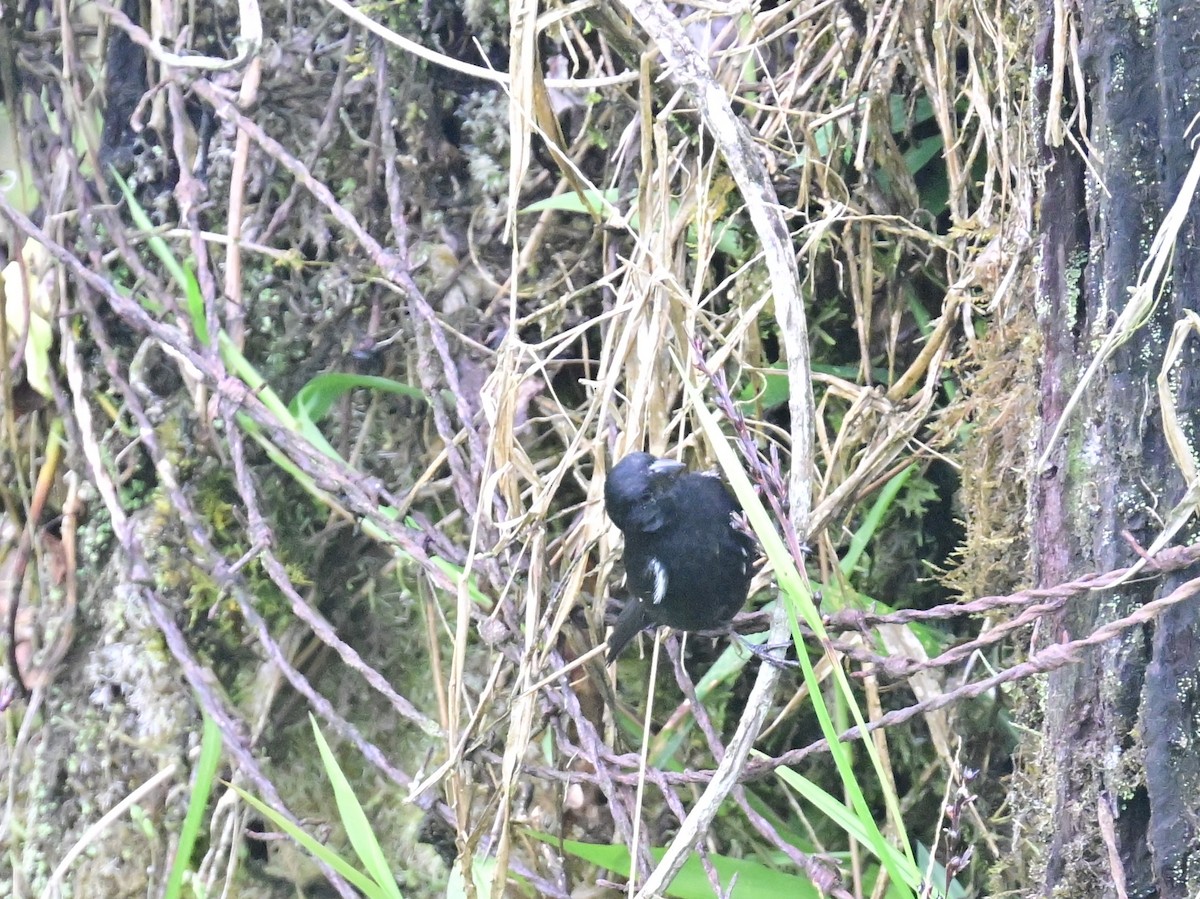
[603,452,755,663]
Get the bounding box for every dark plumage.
[603,452,755,663]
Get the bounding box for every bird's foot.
[734,634,798,669]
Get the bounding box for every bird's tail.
[606,598,650,664]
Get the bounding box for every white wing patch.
[648,557,667,605]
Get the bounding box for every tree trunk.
[1028,0,1200,895]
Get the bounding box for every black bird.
[603,452,755,663]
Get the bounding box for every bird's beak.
[648,458,686,477]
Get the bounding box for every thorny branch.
[511,538,1200,790]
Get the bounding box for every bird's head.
[604,452,686,533]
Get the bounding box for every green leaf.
[520,188,620,215]
[227,785,392,899]
[532,833,822,898]
[110,169,209,345]
[0,106,40,212]
[889,94,937,131]
[685,386,919,895]
[840,465,916,576]
[904,135,944,178]
[521,189,745,258]
[310,716,403,899]
[916,843,969,899]
[286,372,425,461]
[736,364,790,414]
[163,713,223,899]
[710,218,746,258]
[290,373,425,424]
[771,764,882,851]
[446,856,497,898]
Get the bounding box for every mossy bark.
[1018,1,1200,895]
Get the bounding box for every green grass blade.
[686,389,919,893]
[227,784,391,899]
[309,716,403,899]
[110,169,209,345]
[163,713,222,899]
